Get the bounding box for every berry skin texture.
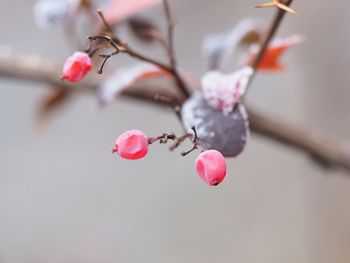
[62,52,92,82]
[112,130,149,160]
[195,150,227,186]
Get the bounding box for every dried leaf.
[240,34,303,71]
[102,0,161,26]
[127,17,158,42]
[201,67,253,113]
[36,88,71,126]
[98,63,168,106]
[202,17,265,70]
[181,93,249,157]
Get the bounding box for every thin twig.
[97,9,114,34]
[169,133,192,151]
[86,34,175,77]
[162,0,190,98]
[245,0,294,94]
[90,9,190,99]
[181,126,201,156]
[163,0,176,68]
[96,10,123,45]
[154,93,182,120]
[87,33,189,99]
[122,45,172,73]
[148,133,177,144]
[87,34,189,100]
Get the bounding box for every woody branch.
[2,0,350,172]
[1,51,350,172]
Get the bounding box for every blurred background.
[1,0,350,262]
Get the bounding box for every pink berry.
[195,150,227,186]
[62,52,92,82]
[112,130,149,160]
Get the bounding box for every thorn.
[255,2,275,8]
[275,2,299,15]
[255,0,298,16]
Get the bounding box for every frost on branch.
[98,63,167,106]
[201,67,253,113]
[240,34,304,71]
[202,17,265,70]
[181,93,249,157]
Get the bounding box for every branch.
[86,35,172,75]
[246,0,294,93]
[1,52,350,172]
[90,10,190,99]
[247,107,350,171]
[162,0,190,98]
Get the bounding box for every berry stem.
[169,133,192,151]
[87,9,190,100]
[148,134,177,144]
[181,126,203,156]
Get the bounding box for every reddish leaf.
[240,34,303,71]
[102,0,161,26]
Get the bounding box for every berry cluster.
[112,129,227,186]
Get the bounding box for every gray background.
[1,0,350,262]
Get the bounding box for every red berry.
[112,130,149,160]
[195,150,227,186]
[62,52,92,82]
